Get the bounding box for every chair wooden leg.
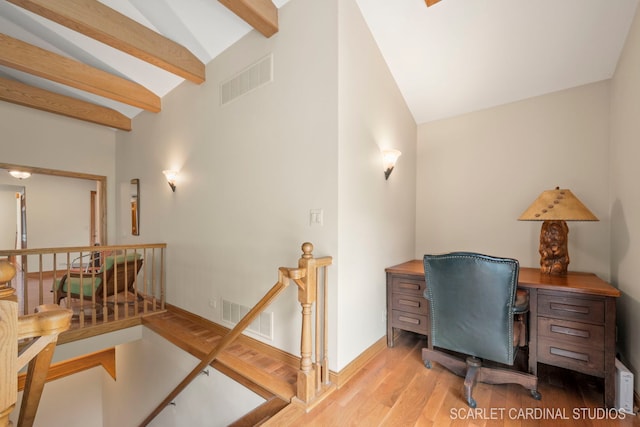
[423,348,542,407]
[464,357,481,408]
[422,348,467,377]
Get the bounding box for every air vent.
[222,299,274,340]
[220,54,273,105]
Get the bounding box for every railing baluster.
[322,265,329,385]
[158,248,166,310]
[0,244,166,336]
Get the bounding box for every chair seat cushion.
[54,276,102,298]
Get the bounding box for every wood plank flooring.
[266,332,640,426]
[144,306,639,426]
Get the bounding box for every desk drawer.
[538,317,604,350]
[391,294,429,316]
[391,310,429,334]
[391,277,426,297]
[538,293,604,324]
[537,338,604,377]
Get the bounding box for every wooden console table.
[385,260,621,407]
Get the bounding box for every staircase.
[143,305,298,423]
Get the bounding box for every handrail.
[141,242,333,424]
[0,244,167,330]
[140,267,296,426]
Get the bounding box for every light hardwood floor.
[268,331,639,426]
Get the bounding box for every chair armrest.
[66,267,101,277]
[513,289,529,314]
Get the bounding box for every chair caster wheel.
[531,390,542,400]
[424,360,432,369]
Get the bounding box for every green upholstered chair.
[422,252,541,408]
[53,252,143,305]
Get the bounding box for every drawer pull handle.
[398,316,420,325]
[549,346,589,362]
[550,324,589,338]
[399,299,420,308]
[550,302,589,315]
[398,283,420,291]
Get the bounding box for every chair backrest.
[96,253,143,298]
[423,252,519,365]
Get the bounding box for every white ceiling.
[356,0,639,123]
[0,0,638,125]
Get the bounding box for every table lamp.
[518,187,598,275]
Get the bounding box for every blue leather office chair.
[422,252,541,408]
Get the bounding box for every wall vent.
[222,299,273,340]
[220,54,273,105]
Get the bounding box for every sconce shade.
[9,170,31,179]
[163,170,178,192]
[518,187,598,275]
[382,149,401,180]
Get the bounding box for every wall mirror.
[131,178,140,235]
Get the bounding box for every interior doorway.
[0,162,107,247]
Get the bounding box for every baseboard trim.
[18,347,115,391]
[164,304,389,390]
[330,336,388,388]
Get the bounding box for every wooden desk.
[385,260,621,407]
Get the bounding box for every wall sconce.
[382,149,402,180]
[163,170,178,192]
[9,170,31,179]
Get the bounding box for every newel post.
[0,260,18,427]
[296,242,317,404]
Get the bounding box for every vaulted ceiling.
[1,0,638,130]
[0,0,289,131]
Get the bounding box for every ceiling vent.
[220,54,273,105]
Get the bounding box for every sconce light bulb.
[163,170,178,192]
[382,149,401,180]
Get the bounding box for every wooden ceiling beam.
[7,0,205,84]
[0,33,160,112]
[219,0,279,38]
[0,76,132,131]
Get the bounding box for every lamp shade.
[518,188,598,222]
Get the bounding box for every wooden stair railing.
[140,266,299,426]
[141,242,333,425]
[292,242,333,408]
[0,260,72,427]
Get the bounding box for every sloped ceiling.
[0,0,290,130]
[356,0,639,123]
[0,0,638,130]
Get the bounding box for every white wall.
[10,369,104,427]
[103,329,264,427]
[416,81,611,280]
[0,103,117,244]
[0,186,19,249]
[9,327,262,427]
[610,4,640,391]
[114,0,416,372]
[336,0,417,368]
[115,0,339,362]
[0,174,97,249]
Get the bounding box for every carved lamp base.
[538,220,569,275]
